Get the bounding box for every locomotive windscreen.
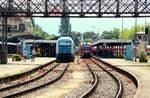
[59,41,71,54]
[83,45,91,50]
[59,41,71,46]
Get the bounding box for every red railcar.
[80,43,92,58]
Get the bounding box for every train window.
[83,46,91,50]
[59,41,71,46]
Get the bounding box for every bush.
[35,52,41,57]
[139,51,148,62]
[12,54,22,61]
[118,53,124,59]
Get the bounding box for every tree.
[119,25,146,40]
[112,28,120,39]
[100,28,120,39]
[59,18,71,36]
[83,32,99,43]
[34,24,59,40]
[58,7,71,36]
[100,31,113,39]
[69,31,82,46]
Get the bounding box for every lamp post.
[121,15,124,55]
[134,18,137,62]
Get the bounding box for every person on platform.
[23,48,27,62]
[31,48,36,62]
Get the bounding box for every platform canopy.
[24,39,56,44]
[92,39,132,46]
[0,41,17,46]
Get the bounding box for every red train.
[80,43,92,58]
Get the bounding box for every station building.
[0,17,32,38]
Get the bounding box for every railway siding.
[99,58,150,98]
[93,57,137,98]
[17,61,94,98]
[0,63,68,98]
[82,59,122,98]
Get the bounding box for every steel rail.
[0,63,59,91]
[80,63,98,98]
[0,60,56,82]
[91,58,123,98]
[2,63,69,98]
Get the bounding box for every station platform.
[0,57,55,79]
[100,58,150,98]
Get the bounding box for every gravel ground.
[92,58,137,98]
[0,62,58,88]
[84,59,118,98]
[17,61,94,98]
[0,63,66,98]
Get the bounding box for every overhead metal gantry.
[0,0,150,17]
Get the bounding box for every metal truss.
[0,0,150,17]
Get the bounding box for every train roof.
[57,36,73,41]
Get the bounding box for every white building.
[0,17,33,38]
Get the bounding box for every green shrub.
[35,52,41,57]
[12,54,22,61]
[118,53,124,59]
[139,51,148,62]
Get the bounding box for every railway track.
[80,63,98,98]
[0,63,69,98]
[0,60,56,89]
[0,57,136,98]
[0,62,58,91]
[92,57,137,98]
[80,58,123,98]
[18,59,94,98]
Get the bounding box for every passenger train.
[80,43,92,58]
[56,36,75,62]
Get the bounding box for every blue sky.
[34,18,150,35]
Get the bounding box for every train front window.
[59,41,71,54]
[59,41,71,46]
[83,46,91,50]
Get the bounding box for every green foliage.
[59,17,71,36]
[12,54,22,61]
[83,32,99,43]
[69,31,82,46]
[139,51,148,62]
[100,28,120,39]
[119,25,145,39]
[35,52,42,57]
[34,24,59,40]
[118,53,124,59]
[49,35,60,40]
[102,24,150,44]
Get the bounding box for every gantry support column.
[1,17,8,64]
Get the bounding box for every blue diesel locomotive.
[56,36,75,62]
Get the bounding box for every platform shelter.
[24,39,56,57]
[92,39,132,58]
